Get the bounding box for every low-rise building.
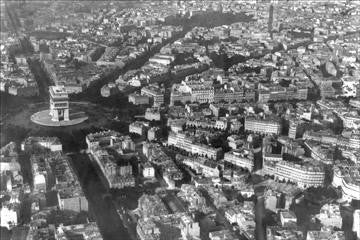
[177,184,207,212]
[143,143,182,182]
[332,165,360,202]
[0,142,21,175]
[0,206,18,229]
[183,157,220,178]
[137,194,168,219]
[167,118,186,133]
[170,80,214,105]
[279,210,297,227]
[30,154,49,192]
[148,53,175,66]
[288,119,307,140]
[129,121,148,136]
[229,119,242,133]
[54,155,88,212]
[227,135,244,150]
[137,212,199,240]
[205,186,229,208]
[137,218,160,240]
[306,230,345,240]
[148,127,161,141]
[349,99,360,109]
[142,162,155,178]
[86,130,135,153]
[225,201,255,233]
[129,93,150,105]
[337,111,360,130]
[303,130,360,150]
[21,137,62,152]
[101,83,119,97]
[145,108,161,121]
[267,226,303,240]
[304,141,334,165]
[315,204,342,229]
[56,222,103,240]
[141,85,165,107]
[224,150,254,171]
[179,214,201,240]
[91,149,135,189]
[209,229,237,240]
[263,184,300,213]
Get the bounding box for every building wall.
[129,125,145,135]
[353,210,360,239]
[224,152,254,171]
[61,196,89,212]
[245,118,281,135]
[332,169,360,202]
[129,94,150,105]
[264,161,325,188]
[143,167,155,178]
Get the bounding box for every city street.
[68,153,131,240]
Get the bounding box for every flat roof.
[49,85,69,99]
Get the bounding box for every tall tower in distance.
[49,86,69,122]
[268,4,274,39]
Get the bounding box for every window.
[54,103,68,108]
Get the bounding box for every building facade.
[263,160,325,188]
[167,132,223,160]
[245,117,281,135]
[224,151,254,171]
[332,166,360,202]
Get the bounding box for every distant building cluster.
[170,71,256,106]
[0,137,102,240]
[143,142,182,188]
[0,52,39,97]
[0,142,23,230]
[22,137,88,212]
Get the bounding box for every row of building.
[86,130,136,189]
[167,131,223,160]
[0,55,39,97]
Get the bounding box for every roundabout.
[29,86,89,127]
[31,109,88,127]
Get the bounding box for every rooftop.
[50,85,68,96]
[307,230,345,240]
[267,226,303,240]
[57,222,103,240]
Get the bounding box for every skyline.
[1,1,359,240]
